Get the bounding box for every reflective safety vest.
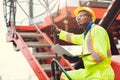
[59,23,114,80]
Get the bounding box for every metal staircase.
[19,31,55,70]
[19,31,71,71]
[6,26,74,80]
[3,0,74,79]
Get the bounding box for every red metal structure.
[3,0,120,80]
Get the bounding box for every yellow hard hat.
[74,7,96,22]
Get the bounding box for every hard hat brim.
[74,7,96,22]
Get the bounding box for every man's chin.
[78,25,84,29]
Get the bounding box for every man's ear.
[88,16,93,22]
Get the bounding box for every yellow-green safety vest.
[59,24,114,80]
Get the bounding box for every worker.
[53,7,115,80]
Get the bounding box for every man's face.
[76,11,92,29]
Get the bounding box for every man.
[54,7,114,80]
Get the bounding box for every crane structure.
[3,0,120,80]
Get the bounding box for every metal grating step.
[41,64,52,72]
[26,42,51,48]
[41,64,70,72]
[20,32,43,38]
[34,52,56,59]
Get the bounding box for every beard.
[78,23,87,29]
[77,22,90,31]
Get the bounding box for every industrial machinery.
[3,0,120,80]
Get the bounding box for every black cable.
[51,58,72,80]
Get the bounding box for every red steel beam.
[16,7,120,31]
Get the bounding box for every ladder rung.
[34,52,56,59]
[41,64,51,72]
[20,32,43,38]
[26,42,51,47]
[41,64,71,72]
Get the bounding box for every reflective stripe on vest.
[87,31,92,52]
[66,33,72,43]
[91,51,103,63]
[107,50,112,57]
[87,31,104,63]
